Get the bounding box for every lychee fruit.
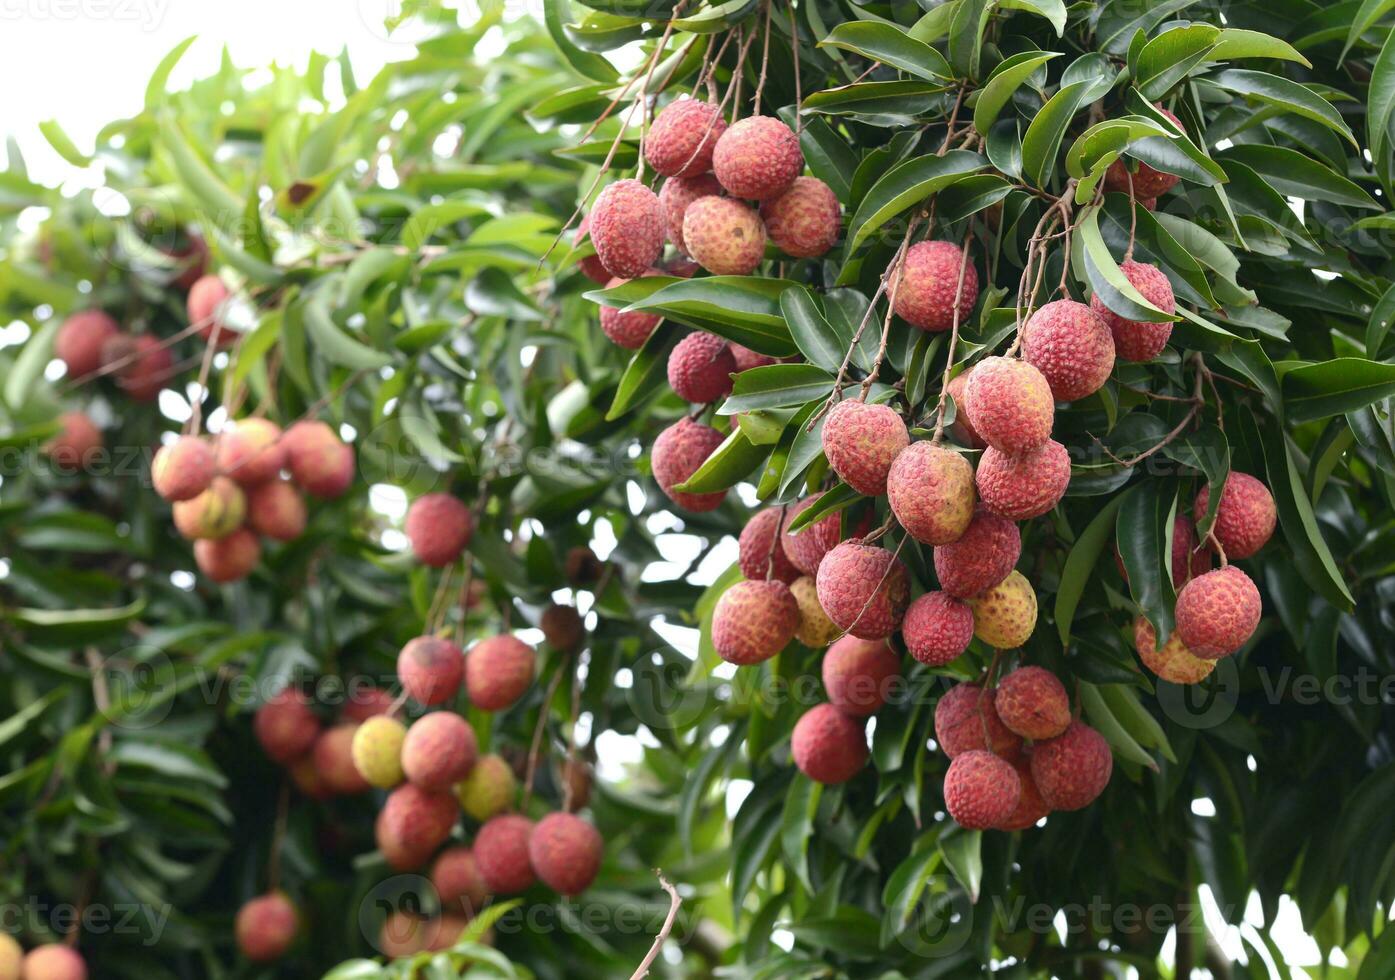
[188,274,237,345]
[944,750,1021,830]
[246,479,307,542]
[738,507,800,583]
[712,579,799,664]
[1194,472,1276,560]
[379,783,460,863]
[238,894,299,963]
[822,399,910,496]
[933,682,1022,759]
[401,711,478,791]
[541,603,585,651]
[994,755,1051,831]
[589,179,664,280]
[791,703,868,784]
[352,715,406,789]
[668,332,736,403]
[599,271,664,350]
[22,945,88,980]
[474,814,536,894]
[1030,720,1113,811]
[730,344,777,372]
[892,240,980,332]
[397,635,465,706]
[431,847,489,914]
[781,494,870,576]
[822,636,900,716]
[1090,259,1176,362]
[529,812,604,895]
[760,176,841,258]
[815,540,910,639]
[0,934,19,979]
[903,591,975,666]
[712,115,802,200]
[560,757,593,811]
[343,684,395,721]
[574,216,610,284]
[194,527,261,583]
[377,912,429,958]
[282,420,354,499]
[1021,300,1115,402]
[456,752,516,822]
[466,635,536,711]
[405,493,474,567]
[105,332,174,401]
[254,687,320,764]
[151,435,215,502]
[970,570,1037,649]
[1104,107,1183,199]
[791,576,838,647]
[168,232,209,291]
[964,356,1055,454]
[995,666,1071,740]
[645,97,728,177]
[44,412,103,472]
[652,417,727,512]
[887,441,975,545]
[683,196,767,275]
[55,309,120,378]
[975,439,1072,521]
[565,545,605,585]
[215,418,284,485]
[933,508,1021,599]
[314,723,372,795]
[659,173,723,254]
[1134,615,1215,684]
[1174,565,1261,659]
[945,369,985,449]
[172,476,245,540]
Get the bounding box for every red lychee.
[1090,260,1176,362]
[934,682,1022,759]
[791,703,868,784]
[738,507,800,583]
[246,479,307,542]
[541,603,585,651]
[432,847,489,914]
[964,356,1055,454]
[397,636,465,706]
[645,97,728,177]
[944,750,1021,830]
[730,344,777,372]
[995,666,1071,740]
[314,723,372,795]
[668,331,736,403]
[215,418,285,486]
[1134,615,1215,684]
[815,539,910,640]
[405,493,473,567]
[380,783,460,862]
[343,684,396,721]
[465,635,536,711]
[574,216,610,284]
[781,494,870,576]
[105,333,174,401]
[712,115,803,200]
[44,412,103,472]
[760,176,841,258]
[589,179,664,280]
[188,274,237,345]
[1021,299,1115,402]
[168,232,209,291]
[945,369,986,449]
[652,417,727,512]
[402,712,478,791]
[254,687,320,764]
[1030,720,1112,811]
[712,579,800,665]
[903,591,975,666]
[1174,565,1261,659]
[474,814,536,894]
[659,173,723,255]
[194,527,261,583]
[933,508,1021,599]
[172,476,245,540]
[151,435,215,502]
[994,755,1051,831]
[892,240,980,332]
[600,272,664,350]
[23,944,87,980]
[822,399,910,496]
[55,309,119,378]
[822,636,900,717]
[1104,107,1183,199]
[975,439,1072,521]
[529,812,604,895]
[886,441,975,545]
[282,420,354,498]
[1194,472,1276,560]
[683,196,767,275]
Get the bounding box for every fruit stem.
[752,0,773,117]
[521,652,571,811]
[629,872,682,980]
[789,1,803,135]
[931,226,977,444]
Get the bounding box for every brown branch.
[522,654,571,810]
[629,872,683,980]
[932,226,977,443]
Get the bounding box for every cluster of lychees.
[0,932,87,980]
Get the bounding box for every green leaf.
[1056,492,1129,646]
[1211,69,1357,147]
[948,0,995,79]
[1370,27,1395,183]
[780,777,822,892]
[38,120,90,167]
[972,51,1060,134]
[144,35,198,109]
[7,599,148,644]
[938,828,982,903]
[781,286,850,373]
[1064,116,1172,179]
[1116,478,1177,643]
[4,315,60,409]
[303,292,393,371]
[674,427,769,493]
[1209,28,1310,67]
[1077,206,1178,323]
[1218,144,1377,209]
[820,22,952,81]
[1343,0,1395,59]
[999,0,1066,35]
[607,321,683,420]
[623,277,798,356]
[1133,24,1220,101]
[1080,682,1158,770]
[845,150,987,250]
[1020,80,1092,188]
[1097,0,1203,55]
[720,364,836,414]
[1280,359,1395,424]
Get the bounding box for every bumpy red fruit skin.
[892,240,980,331]
[730,344,777,372]
[712,115,803,200]
[946,371,986,449]
[903,592,975,666]
[645,98,728,178]
[816,540,911,639]
[1104,108,1183,199]
[475,814,536,894]
[381,784,460,858]
[945,750,1022,830]
[397,636,465,707]
[782,495,870,576]
[712,580,800,665]
[255,688,320,765]
[1090,260,1176,362]
[934,508,1022,599]
[668,332,736,403]
[684,196,767,275]
[405,493,474,567]
[659,174,723,254]
[995,666,1071,740]
[994,755,1051,831]
[107,333,174,401]
[529,812,604,895]
[236,892,298,962]
[738,507,800,584]
[934,683,1022,759]
[282,420,354,499]
[1134,616,1215,684]
[887,441,975,545]
[1175,566,1262,659]
[600,272,664,350]
[1031,720,1112,811]
[403,712,478,790]
[1022,300,1115,402]
[152,436,215,502]
[22,945,87,980]
[247,480,307,542]
[822,636,900,716]
[574,216,610,284]
[589,179,664,280]
[188,274,237,346]
[652,417,727,512]
[964,357,1055,454]
[791,704,868,784]
[760,177,841,258]
[314,723,371,795]
[822,400,910,496]
[466,636,536,711]
[56,310,120,378]
[194,527,261,583]
[975,440,1072,521]
[431,847,489,914]
[1194,472,1276,560]
[216,418,285,485]
[45,412,103,472]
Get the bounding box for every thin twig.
[789,1,803,134]
[932,227,977,443]
[629,873,683,980]
[752,0,773,116]
[522,655,570,810]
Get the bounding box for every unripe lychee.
[44,412,103,472]
[432,847,489,914]
[1104,107,1183,199]
[474,814,536,894]
[815,540,910,640]
[791,576,839,647]
[945,370,986,449]
[1134,616,1214,684]
[0,934,19,980]
[712,579,799,664]
[529,812,604,895]
[782,494,871,576]
[652,417,727,512]
[405,493,474,567]
[892,240,980,332]
[105,333,174,401]
[466,636,536,711]
[352,715,406,789]
[254,688,320,764]
[378,912,429,958]
[1194,472,1276,560]
[246,479,307,542]
[822,399,909,496]
[683,196,767,275]
[970,571,1037,649]
[903,591,975,666]
[380,784,460,864]
[188,274,237,345]
[645,97,728,177]
[712,115,803,200]
[791,703,867,784]
[668,332,736,403]
[574,216,610,284]
[995,666,1070,740]
[22,945,87,980]
[934,682,1022,759]
[541,603,585,651]
[975,440,1071,521]
[600,272,664,350]
[456,753,516,822]
[589,179,664,280]
[314,723,371,795]
[282,420,354,498]
[1030,720,1112,811]
[887,441,975,545]
[822,636,900,716]
[933,508,1021,599]
[760,177,841,258]
[730,344,777,372]
[194,527,260,583]
[1174,565,1261,659]
[659,173,723,254]
[964,357,1055,454]
[152,435,215,502]
[994,755,1051,831]
[1090,260,1176,362]
[397,636,465,707]
[55,309,120,378]
[944,750,1021,830]
[738,507,800,583]
[235,897,303,969]
[402,712,478,791]
[1022,300,1115,402]
[173,476,245,540]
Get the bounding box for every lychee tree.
[7,0,1395,977]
